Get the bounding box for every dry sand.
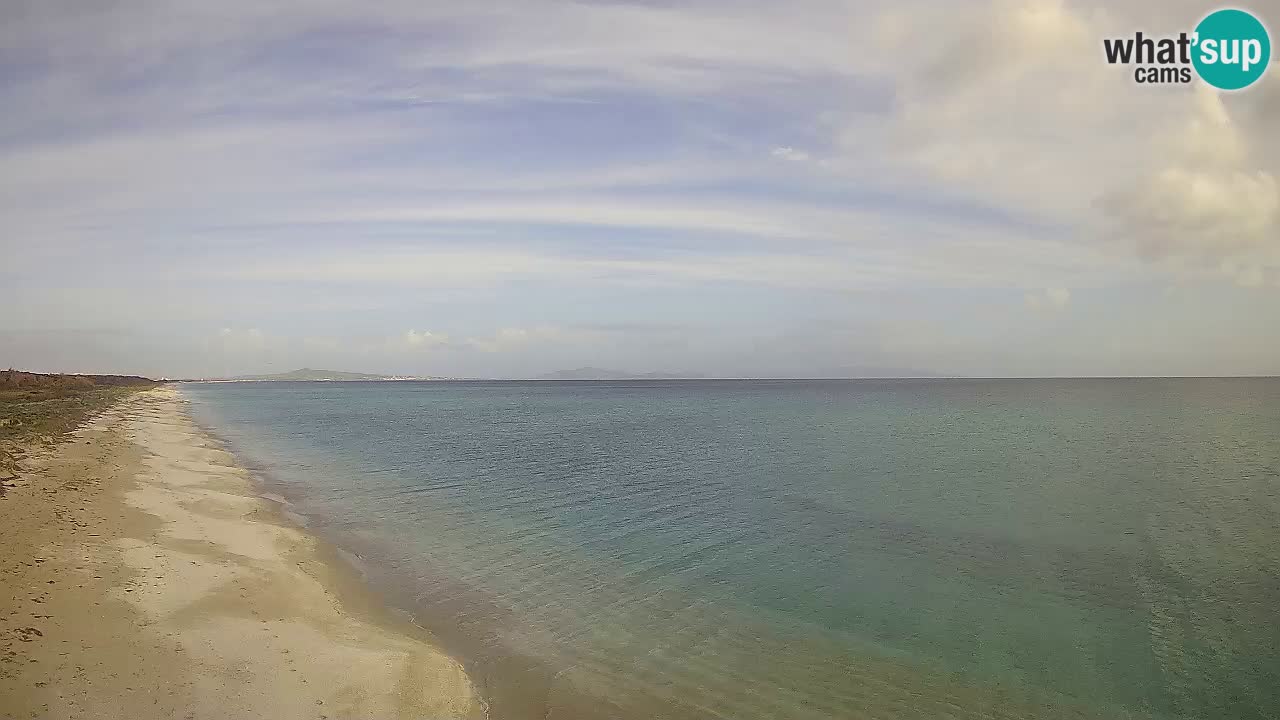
[0,387,483,719]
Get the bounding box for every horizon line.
[177,374,1280,382]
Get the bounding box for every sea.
[179,378,1280,720]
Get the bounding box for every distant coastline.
[183,371,1280,383]
[188,368,447,382]
[184,366,953,383]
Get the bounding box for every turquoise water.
[180,379,1280,720]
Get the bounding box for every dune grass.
[0,371,158,487]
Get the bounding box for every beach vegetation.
[0,370,158,491]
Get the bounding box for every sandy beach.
[0,387,483,720]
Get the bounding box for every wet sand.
[0,386,482,719]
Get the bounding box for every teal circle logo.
[1192,8,1271,90]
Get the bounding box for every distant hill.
[535,367,705,380]
[219,368,431,382]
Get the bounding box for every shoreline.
[178,393,570,720]
[0,386,483,719]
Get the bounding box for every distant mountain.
[219,368,431,382]
[535,367,705,380]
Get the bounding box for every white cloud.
[1109,167,1279,257]
[463,327,571,353]
[771,146,811,162]
[821,0,1280,278]
[218,327,262,340]
[1220,259,1270,288]
[403,329,450,348]
[215,240,1116,294]
[1025,287,1071,311]
[1101,86,1280,262]
[208,327,269,353]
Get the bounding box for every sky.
[1,0,1278,379]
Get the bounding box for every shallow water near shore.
[181,378,1280,720]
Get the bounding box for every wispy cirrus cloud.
[2,0,1278,378]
